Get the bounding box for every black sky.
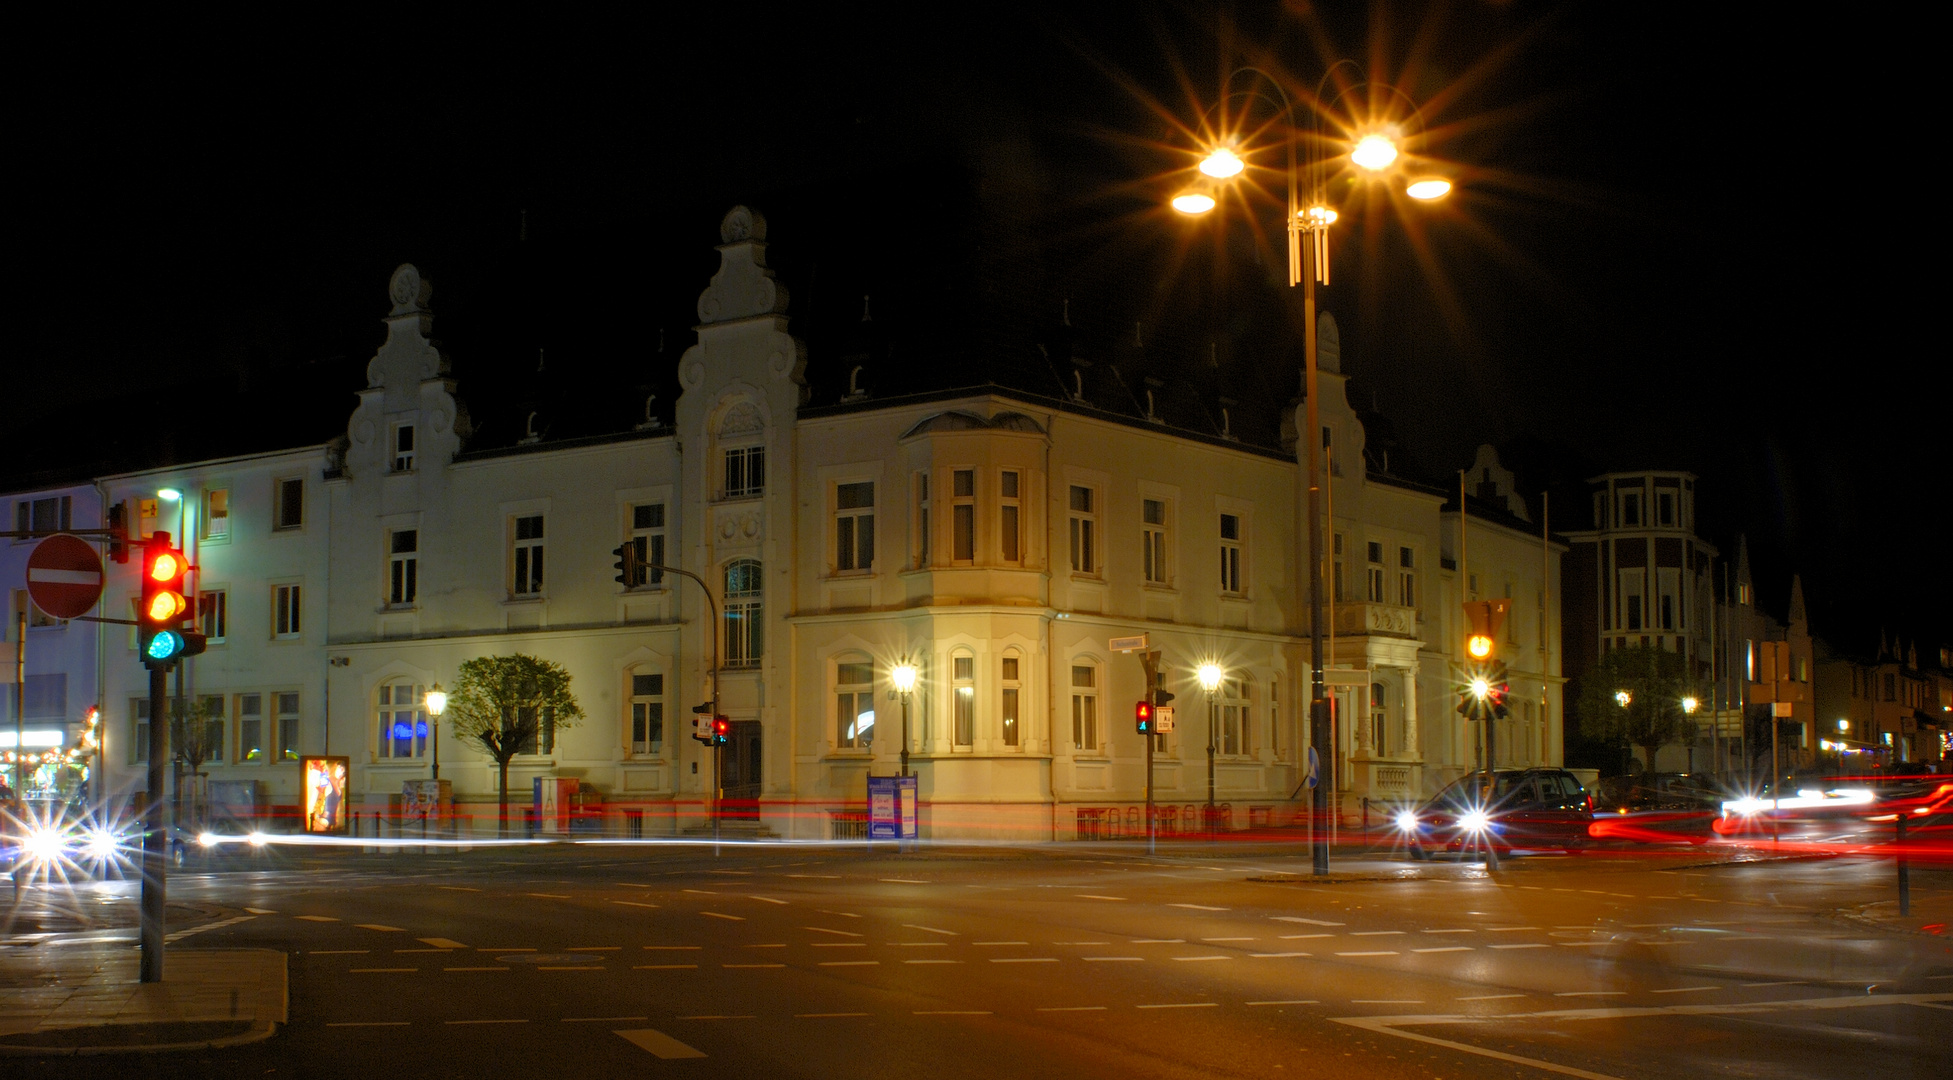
[11,2,1945,658]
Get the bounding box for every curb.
[0,1020,280,1058]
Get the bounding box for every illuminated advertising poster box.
[303,756,351,835]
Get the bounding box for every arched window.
[1000,652,1022,748]
[725,560,763,666]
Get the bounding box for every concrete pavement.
[0,937,286,1055]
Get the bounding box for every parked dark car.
[1397,768,1594,857]
[1589,773,1726,843]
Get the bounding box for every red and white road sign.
[26,533,105,620]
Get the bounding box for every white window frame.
[1070,661,1101,754]
[999,469,1022,564]
[1000,653,1022,748]
[1398,546,1416,609]
[1142,498,1169,585]
[1220,678,1250,757]
[198,588,227,642]
[274,477,304,531]
[389,529,419,607]
[724,444,765,499]
[628,503,667,588]
[273,583,302,639]
[1221,514,1244,595]
[952,653,975,748]
[630,670,664,755]
[834,659,875,750]
[274,691,302,761]
[202,487,230,541]
[235,692,265,763]
[378,681,427,759]
[1365,540,1385,602]
[1068,486,1097,575]
[914,472,932,568]
[511,515,545,598]
[391,422,417,473]
[724,559,763,667]
[951,469,976,563]
[835,481,875,573]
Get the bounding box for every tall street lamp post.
[1198,662,1223,829]
[892,662,917,778]
[1174,64,1450,874]
[424,683,447,781]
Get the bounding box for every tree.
[1572,643,1700,774]
[446,655,585,835]
[170,698,222,829]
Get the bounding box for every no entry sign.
[26,533,104,620]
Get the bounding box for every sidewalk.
[0,942,286,1056]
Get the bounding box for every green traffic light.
[146,630,185,661]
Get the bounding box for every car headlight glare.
[1395,811,1420,833]
[1460,810,1491,834]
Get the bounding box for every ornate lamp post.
[1198,662,1224,827]
[1172,64,1450,874]
[423,683,447,781]
[891,662,918,778]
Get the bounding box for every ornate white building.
[70,206,1564,839]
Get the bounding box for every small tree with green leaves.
[169,698,222,829]
[447,655,585,835]
[1573,643,1701,774]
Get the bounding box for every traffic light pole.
[1141,650,1159,856]
[140,661,169,983]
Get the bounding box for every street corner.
[0,947,287,1057]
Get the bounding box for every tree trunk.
[498,757,511,839]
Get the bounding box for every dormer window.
[391,423,417,473]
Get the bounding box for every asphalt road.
[6,842,1950,1079]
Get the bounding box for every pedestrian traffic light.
[692,703,715,744]
[1135,699,1154,734]
[140,534,192,667]
[711,716,731,746]
[611,542,640,588]
[1487,660,1510,720]
[1462,599,1510,661]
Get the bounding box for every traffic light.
[1462,599,1510,661]
[611,542,640,587]
[1487,661,1510,720]
[1458,671,1491,719]
[692,703,715,744]
[1135,699,1154,734]
[107,502,131,564]
[1152,685,1175,709]
[711,716,731,745]
[139,534,192,667]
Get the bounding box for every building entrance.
[719,720,762,820]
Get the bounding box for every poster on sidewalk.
[302,756,350,834]
[868,775,918,840]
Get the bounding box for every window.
[132,698,150,764]
[236,693,264,762]
[836,482,875,572]
[951,469,975,561]
[512,515,544,597]
[1657,567,1678,630]
[1619,491,1640,527]
[1658,491,1675,526]
[195,694,225,764]
[1220,679,1249,756]
[1333,534,1346,603]
[1071,663,1100,752]
[915,473,931,567]
[1269,677,1283,760]
[197,589,227,642]
[1371,682,1388,756]
[1220,514,1243,594]
[378,682,426,759]
[725,445,765,498]
[631,673,664,754]
[273,584,302,638]
[16,495,71,536]
[1365,541,1385,602]
[835,661,875,748]
[1398,547,1416,609]
[724,559,763,666]
[276,692,301,760]
[999,470,1021,563]
[392,423,416,472]
[274,478,304,531]
[202,489,230,540]
[630,503,667,587]
[1001,655,1021,747]
[1883,673,1896,702]
[1068,486,1096,574]
[1142,499,1169,584]
[953,655,975,747]
[389,530,418,606]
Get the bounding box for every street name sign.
[26,533,104,620]
[1109,634,1149,653]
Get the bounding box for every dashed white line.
[1171,955,1231,962]
[1422,929,1475,934]
[1336,951,1400,957]
[1083,957,1144,962]
[1136,1002,1218,1009]
[819,960,880,967]
[1250,952,1310,958]
[1351,1000,1423,1005]
[1412,947,1473,954]
[795,1012,870,1018]
[1556,991,1626,997]
[1131,938,1183,944]
[1076,894,1127,901]
[976,941,1030,946]
[991,957,1060,963]
[1168,903,1228,911]
[445,967,509,972]
[1273,917,1343,926]
[419,938,469,950]
[880,878,930,884]
[563,1016,646,1022]
[1650,986,1720,994]
[613,901,660,910]
[1350,931,1405,937]
[634,964,698,970]
[750,896,789,905]
[245,907,278,914]
[356,924,405,932]
[1489,944,1550,950]
[700,912,745,921]
[903,924,958,936]
[806,926,863,937]
[1202,937,1254,942]
[1248,1000,1318,1006]
[722,963,785,969]
[644,945,702,951]
[295,915,340,923]
[1458,994,1527,1001]
[914,1010,991,1016]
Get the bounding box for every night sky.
[12,3,1944,660]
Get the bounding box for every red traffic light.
[711,716,731,745]
[1135,699,1153,733]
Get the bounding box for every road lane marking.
[1741,981,1804,987]
[1558,942,1612,947]
[915,1011,991,1015]
[295,916,340,922]
[701,912,745,921]
[616,1028,708,1059]
[311,950,368,955]
[1201,937,1254,942]
[539,966,605,971]
[1281,934,1333,940]
[1486,927,1540,932]
[479,948,532,952]
[992,957,1060,963]
[819,960,879,966]
[1076,894,1127,901]
[903,924,959,936]
[351,967,419,973]
[394,949,454,954]
[357,924,405,932]
[786,874,840,879]
[708,870,752,875]
[1171,955,1231,962]
[1352,1000,1423,1004]
[807,926,863,937]
[1248,1000,1318,1006]
[1273,917,1342,926]
[1168,903,1227,911]
[750,896,789,905]
[683,889,717,895]
[1413,947,1472,954]
[635,964,699,970]
[795,1012,871,1018]
[1332,1016,1626,1080]
[1082,957,1144,962]
[896,942,948,947]
[1458,994,1527,1001]
[678,1015,755,1020]
[976,941,1030,946]
[616,882,653,888]
[1556,991,1626,997]
[527,893,571,899]
[445,967,510,972]
[612,901,660,909]
[880,878,929,884]
[435,886,479,892]
[1136,1002,1218,1009]
[817,910,862,918]
[245,907,278,914]
[1350,931,1405,937]
[1053,941,1109,946]
[327,1021,409,1027]
[813,943,866,948]
[1132,938,1183,944]
[1337,951,1400,957]
[1251,952,1310,958]
[1422,929,1474,934]
[1650,986,1719,994]
[722,963,785,969]
[1489,944,1550,950]
[419,938,469,949]
[564,1016,646,1022]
